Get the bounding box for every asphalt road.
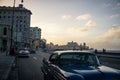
[99,57,120,70]
[18,51,50,80]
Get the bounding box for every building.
[0,23,11,51]
[30,27,41,49]
[0,4,32,49]
[46,41,92,51]
[66,41,79,50]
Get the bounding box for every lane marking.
[33,57,37,60]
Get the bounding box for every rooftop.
[53,50,95,55]
[0,4,32,14]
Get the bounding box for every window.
[16,16,19,18]
[20,25,22,27]
[59,53,99,66]
[19,28,21,32]
[3,16,6,18]
[24,21,26,23]
[49,54,58,64]
[4,11,6,14]
[20,16,22,19]
[20,20,22,22]
[3,28,7,35]
[8,16,10,18]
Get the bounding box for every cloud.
[85,20,96,27]
[42,23,62,34]
[95,26,120,49]
[97,26,120,42]
[66,26,90,38]
[112,2,120,10]
[117,3,120,6]
[110,14,120,19]
[67,27,88,33]
[76,14,91,20]
[103,3,111,7]
[62,15,71,20]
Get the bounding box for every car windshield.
[59,52,100,67]
[19,48,29,51]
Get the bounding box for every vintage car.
[17,48,30,57]
[41,50,120,80]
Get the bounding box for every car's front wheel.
[43,73,49,80]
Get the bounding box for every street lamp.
[9,0,24,55]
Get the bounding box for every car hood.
[60,65,120,80]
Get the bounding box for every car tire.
[43,74,49,80]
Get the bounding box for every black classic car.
[41,50,120,80]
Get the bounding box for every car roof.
[53,50,95,55]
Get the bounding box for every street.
[17,51,50,80]
[8,50,50,80]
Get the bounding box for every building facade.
[0,4,32,49]
[0,23,11,51]
[30,27,41,49]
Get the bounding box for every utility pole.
[9,0,24,55]
[9,0,15,55]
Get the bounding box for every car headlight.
[19,51,23,53]
[25,51,30,53]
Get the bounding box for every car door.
[49,54,66,80]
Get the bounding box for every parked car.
[17,48,30,57]
[41,50,120,80]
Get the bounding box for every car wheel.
[43,74,49,80]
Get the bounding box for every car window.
[49,54,58,64]
[59,53,99,66]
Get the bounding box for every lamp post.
[9,0,15,55]
[9,0,24,55]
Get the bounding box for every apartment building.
[30,27,41,49]
[0,4,32,49]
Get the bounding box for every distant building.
[0,4,32,49]
[66,41,79,50]
[30,27,41,49]
[46,41,92,51]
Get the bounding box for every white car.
[17,48,30,57]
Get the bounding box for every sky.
[0,0,120,50]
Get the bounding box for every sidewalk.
[0,52,15,80]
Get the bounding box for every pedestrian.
[6,48,9,56]
[94,49,98,53]
[103,48,106,53]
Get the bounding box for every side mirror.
[43,57,51,66]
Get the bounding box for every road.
[99,56,120,70]
[8,50,50,80]
[18,51,50,80]
[8,50,120,80]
